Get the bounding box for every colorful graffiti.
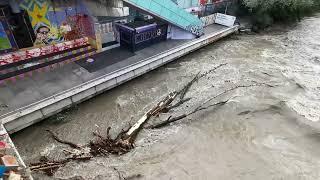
[0,16,18,53]
[19,0,94,46]
[0,37,89,66]
[0,22,11,51]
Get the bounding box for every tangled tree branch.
[30,89,185,175]
[150,82,274,129]
[30,63,235,176]
[167,63,228,111]
[46,130,82,149]
[30,155,92,176]
[199,83,274,109]
[149,100,229,129]
[198,63,227,79]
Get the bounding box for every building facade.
[0,0,95,53]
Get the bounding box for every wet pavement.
[12,14,320,180]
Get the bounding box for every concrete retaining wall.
[2,26,238,133]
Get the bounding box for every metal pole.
[224,1,229,14]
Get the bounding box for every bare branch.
[149,100,229,129]
[197,83,268,111]
[168,63,228,111]
[150,82,273,129]
[46,130,82,149]
[198,63,227,79]
[178,72,200,100]
[32,63,232,176]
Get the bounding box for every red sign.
[200,0,208,5]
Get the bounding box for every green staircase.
[123,0,204,36]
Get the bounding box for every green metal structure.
[123,0,204,36]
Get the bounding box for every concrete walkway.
[0,24,238,133]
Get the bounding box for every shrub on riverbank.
[240,0,320,29]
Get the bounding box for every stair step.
[0,47,96,82]
[0,45,90,71]
[0,45,92,75]
[0,38,90,68]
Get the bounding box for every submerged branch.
[149,100,229,129]
[46,130,82,149]
[168,63,228,111]
[150,82,273,129]
[32,63,236,176]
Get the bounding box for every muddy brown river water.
[12,14,320,180]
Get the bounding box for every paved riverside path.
[0,24,235,132]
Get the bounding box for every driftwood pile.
[30,63,275,176]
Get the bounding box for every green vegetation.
[240,0,320,29]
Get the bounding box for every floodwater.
[12,14,320,180]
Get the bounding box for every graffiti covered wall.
[0,22,11,51]
[0,14,18,53]
[19,0,94,46]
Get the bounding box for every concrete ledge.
[134,64,150,77]
[149,59,164,70]
[5,110,44,134]
[95,78,117,94]
[1,25,238,133]
[41,98,73,118]
[116,71,135,85]
[71,87,96,104]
